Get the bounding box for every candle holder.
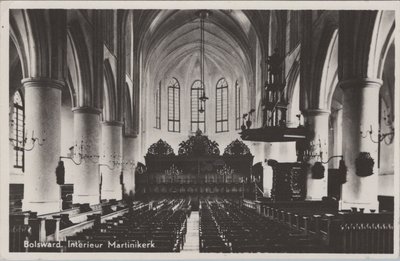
[360,125,394,145]
[9,130,46,151]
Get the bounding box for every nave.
[7,7,396,256]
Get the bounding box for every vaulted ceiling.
[135,10,264,89]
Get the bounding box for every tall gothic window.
[191,80,205,133]
[155,81,161,129]
[168,77,180,132]
[216,78,228,133]
[235,80,241,130]
[13,91,24,170]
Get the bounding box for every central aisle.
[182,211,200,252]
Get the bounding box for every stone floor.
[181,211,199,252]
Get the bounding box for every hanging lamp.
[197,10,211,113]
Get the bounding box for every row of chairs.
[65,199,189,252]
[199,201,230,252]
[199,199,329,253]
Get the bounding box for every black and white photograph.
[1,1,399,259]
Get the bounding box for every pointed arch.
[9,10,66,80]
[9,19,28,79]
[9,10,35,78]
[124,11,134,79]
[370,10,395,79]
[321,29,339,110]
[286,60,301,126]
[300,11,339,111]
[286,59,301,108]
[103,59,116,121]
[67,20,91,108]
[338,10,394,81]
[235,80,241,130]
[124,83,133,136]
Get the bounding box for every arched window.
[216,78,228,133]
[191,80,205,133]
[167,78,180,132]
[155,81,161,129]
[12,91,24,170]
[235,80,241,130]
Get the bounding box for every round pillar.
[304,109,330,200]
[100,121,123,201]
[72,107,102,204]
[22,78,63,214]
[123,136,136,197]
[339,78,382,212]
[262,161,272,197]
[263,142,297,197]
[263,143,278,197]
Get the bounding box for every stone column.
[303,109,330,200]
[263,143,278,197]
[72,107,101,204]
[339,78,382,212]
[329,108,343,169]
[263,142,297,197]
[123,136,136,197]
[262,160,272,197]
[100,121,123,201]
[22,78,63,214]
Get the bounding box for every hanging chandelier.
[197,10,211,113]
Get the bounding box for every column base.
[73,194,100,205]
[101,189,122,201]
[306,196,326,201]
[306,179,328,200]
[262,190,271,198]
[22,199,62,215]
[339,200,379,213]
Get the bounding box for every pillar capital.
[72,106,102,115]
[101,121,124,127]
[302,109,331,117]
[262,160,270,168]
[338,78,383,90]
[21,77,65,90]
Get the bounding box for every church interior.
[8,8,396,253]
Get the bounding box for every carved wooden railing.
[328,213,394,253]
[262,201,394,253]
[9,200,133,252]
